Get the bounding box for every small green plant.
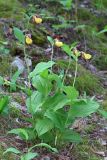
[25,60,99,145]
[4,128,57,159]
[4,147,39,160]
[4,143,58,160]
[0,71,22,92]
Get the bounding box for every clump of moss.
[32,29,47,45]
[91,0,107,10]
[93,55,107,70]
[79,25,107,70]
[0,55,12,76]
[71,138,103,160]
[103,0,107,7]
[85,124,96,134]
[10,105,21,118]
[0,0,25,20]
[57,59,103,95]
[78,8,95,22]
[102,100,107,111]
[75,68,103,95]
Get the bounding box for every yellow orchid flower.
[82,52,92,60]
[55,39,63,47]
[33,16,42,24]
[25,36,32,45]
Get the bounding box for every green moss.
[57,59,103,95]
[0,26,5,42]
[31,26,47,45]
[78,4,107,26]
[102,100,107,111]
[71,139,103,160]
[93,55,107,70]
[91,0,107,10]
[85,124,96,133]
[0,55,12,76]
[0,0,25,20]
[78,8,95,22]
[10,106,21,118]
[77,25,107,70]
[103,0,107,7]
[84,26,107,51]
[75,68,103,95]
[77,6,107,71]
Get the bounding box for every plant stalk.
[73,58,78,87]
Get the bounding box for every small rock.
[41,156,50,160]
[98,138,106,146]
[10,101,22,109]
[71,118,86,131]
[11,56,25,73]
[104,81,107,86]
[45,48,52,54]
[88,64,97,74]
[25,58,32,67]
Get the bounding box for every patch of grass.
[93,55,107,70]
[102,100,107,111]
[71,139,103,160]
[75,68,103,95]
[0,0,25,19]
[78,8,94,22]
[0,55,12,76]
[79,26,107,70]
[57,59,103,95]
[91,0,107,11]
[77,5,107,71]
[85,124,96,134]
[10,105,21,118]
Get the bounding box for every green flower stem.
[73,58,78,87]
[51,44,54,72]
[55,134,58,146]
[62,56,71,85]
[23,44,31,87]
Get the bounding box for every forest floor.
[1,0,107,159]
